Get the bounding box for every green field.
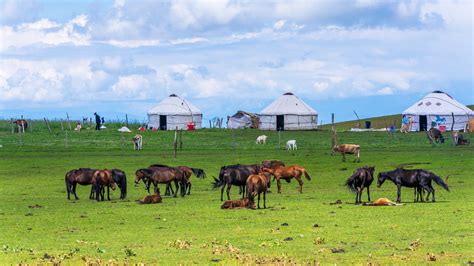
[0,122,473,264]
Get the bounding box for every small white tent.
[147,94,202,130]
[259,92,318,130]
[402,91,473,131]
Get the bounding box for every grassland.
[0,121,473,264]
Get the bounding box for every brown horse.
[65,168,97,200]
[139,193,162,204]
[261,160,285,169]
[13,119,28,132]
[93,169,116,201]
[262,165,311,193]
[135,168,183,197]
[149,164,206,195]
[246,172,272,209]
[221,198,253,209]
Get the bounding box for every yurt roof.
[402,91,473,116]
[148,94,202,115]
[260,92,317,115]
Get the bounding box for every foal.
[262,165,311,193]
[93,169,116,201]
[246,172,271,209]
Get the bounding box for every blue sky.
[0,0,472,124]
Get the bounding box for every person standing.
[94,112,101,130]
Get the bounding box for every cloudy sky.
[0,0,472,124]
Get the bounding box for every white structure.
[227,111,259,129]
[259,92,318,130]
[147,94,202,130]
[402,91,473,131]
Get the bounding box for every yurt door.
[419,115,427,131]
[276,115,284,131]
[159,115,167,130]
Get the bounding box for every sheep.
[256,135,268,144]
[286,140,297,150]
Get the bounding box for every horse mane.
[191,168,206,178]
[150,164,170,168]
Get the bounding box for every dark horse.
[345,166,375,204]
[65,168,97,200]
[111,169,127,199]
[212,164,260,201]
[149,164,206,195]
[377,168,449,203]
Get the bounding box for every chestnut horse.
[246,172,272,209]
[65,168,97,200]
[149,164,206,195]
[261,160,285,169]
[135,168,183,197]
[221,198,252,209]
[93,169,116,201]
[262,165,311,193]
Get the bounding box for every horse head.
[377,172,386,187]
[135,169,149,184]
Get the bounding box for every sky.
[0,0,472,125]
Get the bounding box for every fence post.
[10,118,14,133]
[44,118,52,133]
[331,113,335,155]
[60,119,64,131]
[66,113,72,131]
[174,127,178,158]
[126,114,129,128]
[179,129,183,150]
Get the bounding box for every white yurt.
[402,91,473,131]
[259,92,318,130]
[147,94,202,130]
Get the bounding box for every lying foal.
[221,198,253,209]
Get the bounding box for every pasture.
[0,122,473,264]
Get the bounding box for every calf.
[133,134,143,150]
[426,128,444,144]
[256,135,268,144]
[286,140,297,150]
[221,198,253,209]
[332,144,360,162]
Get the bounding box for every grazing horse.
[345,166,375,204]
[13,119,28,132]
[65,168,97,200]
[149,164,205,196]
[111,169,127,199]
[221,198,253,209]
[261,159,285,169]
[332,144,360,162]
[212,164,260,201]
[426,128,445,144]
[262,165,311,193]
[93,169,116,201]
[377,168,449,203]
[135,168,183,198]
[246,172,272,209]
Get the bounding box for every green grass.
[0,122,473,264]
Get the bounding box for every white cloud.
[273,20,286,30]
[376,87,394,95]
[313,81,329,93]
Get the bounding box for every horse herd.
[65,159,449,208]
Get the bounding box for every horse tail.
[65,173,71,195]
[121,172,127,199]
[95,175,102,201]
[212,176,224,190]
[431,174,449,192]
[345,174,357,193]
[191,168,206,178]
[302,169,311,181]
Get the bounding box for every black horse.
[111,169,127,199]
[377,168,449,203]
[212,164,260,201]
[345,166,375,204]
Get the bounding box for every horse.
[149,164,205,196]
[212,164,260,201]
[65,168,97,200]
[93,169,116,201]
[261,160,285,169]
[221,198,253,209]
[135,167,183,198]
[111,169,127,199]
[345,166,375,204]
[332,144,360,162]
[13,119,28,132]
[377,168,449,203]
[246,172,272,209]
[426,128,445,144]
[139,193,162,204]
[133,134,143,150]
[262,165,311,193]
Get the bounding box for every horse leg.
[107,186,110,200]
[226,184,232,200]
[396,184,401,203]
[366,186,371,202]
[263,191,266,209]
[187,182,191,195]
[73,183,79,200]
[295,176,303,193]
[220,183,226,201]
[173,180,179,198]
[257,193,261,209]
[89,185,94,199]
[428,184,435,202]
[277,179,282,193]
